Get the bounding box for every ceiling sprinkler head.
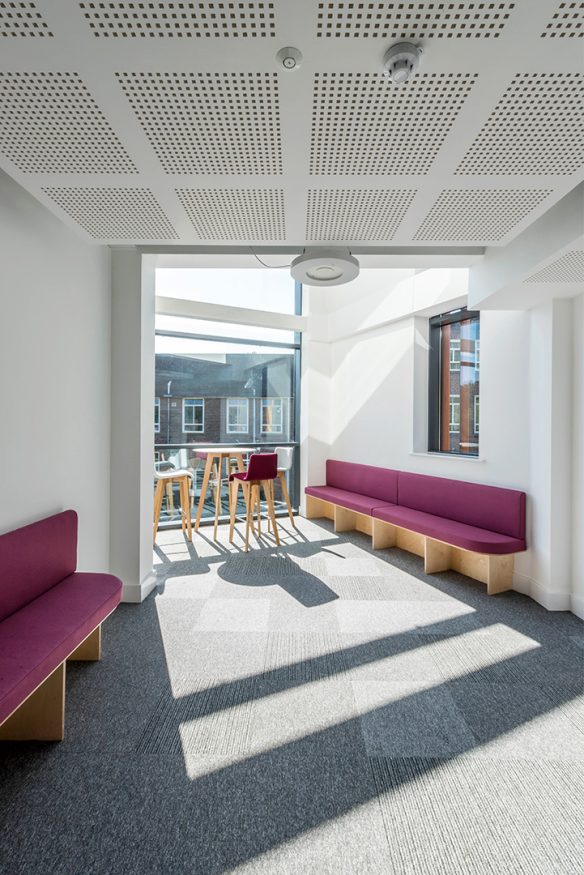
[276,46,303,71]
[383,42,422,85]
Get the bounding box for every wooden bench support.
[67,625,101,661]
[0,662,65,741]
[372,518,396,550]
[424,537,452,574]
[305,495,335,521]
[485,554,514,595]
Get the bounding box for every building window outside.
[428,308,480,456]
[154,397,160,433]
[449,395,460,433]
[450,339,461,371]
[227,398,249,434]
[261,398,284,433]
[183,398,204,433]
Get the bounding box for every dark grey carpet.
[1,516,583,874]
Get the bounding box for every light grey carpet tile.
[155,573,218,599]
[324,573,455,602]
[370,757,584,875]
[449,681,584,760]
[339,632,445,683]
[263,632,348,681]
[335,599,479,636]
[193,598,271,632]
[267,597,341,633]
[162,631,268,683]
[137,677,256,755]
[353,680,475,757]
[220,553,326,579]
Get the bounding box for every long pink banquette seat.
[305,460,526,595]
[0,511,122,741]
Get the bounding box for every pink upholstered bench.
[305,461,526,595]
[0,511,122,741]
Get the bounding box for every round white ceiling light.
[290,249,360,286]
[383,42,422,85]
[276,46,303,71]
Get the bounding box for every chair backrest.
[246,452,278,481]
[275,446,294,471]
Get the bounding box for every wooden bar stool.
[153,469,192,543]
[274,446,295,528]
[228,453,280,551]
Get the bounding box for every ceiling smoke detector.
[276,46,303,71]
[290,249,360,287]
[383,42,422,85]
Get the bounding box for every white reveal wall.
[0,170,111,570]
[303,267,583,616]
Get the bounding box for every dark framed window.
[428,308,480,456]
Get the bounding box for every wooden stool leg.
[265,479,280,547]
[229,479,238,542]
[153,479,165,543]
[279,470,295,528]
[181,476,192,541]
[195,454,214,531]
[214,467,222,540]
[245,484,256,552]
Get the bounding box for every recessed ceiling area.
[0,1,582,249]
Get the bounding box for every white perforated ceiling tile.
[117,72,282,175]
[541,2,583,37]
[0,72,136,173]
[311,72,476,175]
[414,189,552,241]
[42,187,178,239]
[0,1,52,36]
[79,1,276,38]
[525,250,584,282]
[316,2,515,38]
[177,188,286,240]
[306,188,416,240]
[457,73,584,175]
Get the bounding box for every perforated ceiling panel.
[310,72,476,175]
[457,73,584,175]
[541,2,583,37]
[0,1,52,37]
[524,250,584,283]
[316,1,515,38]
[0,72,136,173]
[42,187,178,239]
[177,188,286,240]
[414,189,552,241]
[79,1,276,38]
[306,188,415,240]
[117,72,282,175]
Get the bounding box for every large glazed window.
[429,308,480,456]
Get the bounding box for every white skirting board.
[122,571,157,604]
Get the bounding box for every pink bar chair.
[229,453,280,551]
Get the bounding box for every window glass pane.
[429,309,480,456]
[156,268,296,315]
[155,315,295,347]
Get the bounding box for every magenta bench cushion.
[0,571,122,724]
[372,505,525,555]
[305,485,395,516]
[0,510,78,622]
[326,460,398,505]
[397,472,526,542]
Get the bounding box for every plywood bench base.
[306,500,515,595]
[67,625,101,661]
[0,662,65,741]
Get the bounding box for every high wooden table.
[194,447,255,538]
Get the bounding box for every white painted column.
[572,293,584,620]
[528,298,573,610]
[109,250,156,603]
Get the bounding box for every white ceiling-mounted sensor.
[383,42,422,85]
[291,249,360,287]
[276,47,303,71]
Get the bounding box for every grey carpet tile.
[193,597,272,633]
[370,757,584,875]
[263,631,348,681]
[324,573,456,601]
[137,677,257,755]
[448,681,584,760]
[352,680,476,757]
[339,631,445,683]
[162,631,268,683]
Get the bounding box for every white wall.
[303,267,581,613]
[0,170,111,570]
